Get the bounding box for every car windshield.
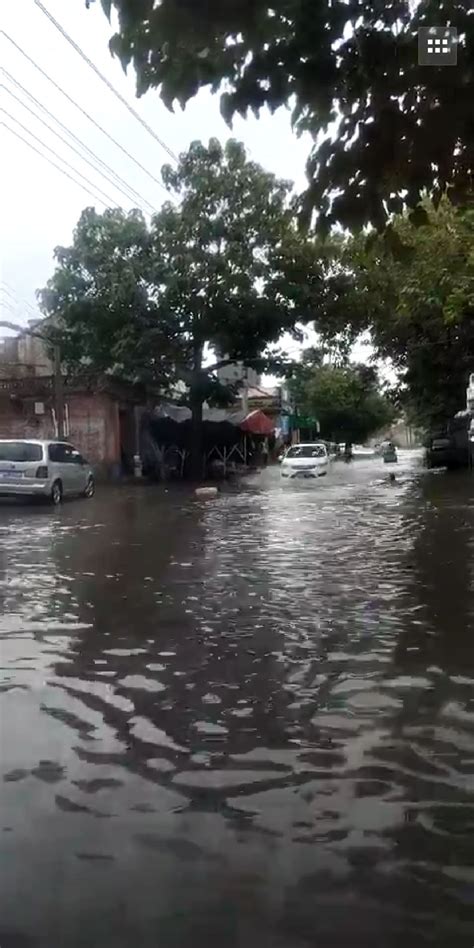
[286,445,326,459]
[0,442,43,462]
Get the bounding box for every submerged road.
[0,454,473,947]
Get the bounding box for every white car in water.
[0,439,95,505]
[280,443,329,479]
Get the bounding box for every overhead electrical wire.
[2,120,117,208]
[1,282,42,320]
[1,74,155,214]
[0,31,172,196]
[1,67,156,212]
[1,104,120,207]
[34,0,178,163]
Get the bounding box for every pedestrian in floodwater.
[389,472,396,483]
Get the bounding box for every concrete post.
[133,405,143,477]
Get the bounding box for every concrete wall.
[0,328,53,379]
[17,333,53,377]
[0,338,24,378]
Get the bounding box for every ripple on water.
[1,456,474,943]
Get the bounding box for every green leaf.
[100,0,474,231]
[100,0,111,21]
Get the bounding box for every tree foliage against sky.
[289,357,394,444]
[315,200,474,428]
[101,0,473,233]
[40,138,325,470]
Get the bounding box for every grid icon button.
[418,27,457,65]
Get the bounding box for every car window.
[0,442,43,462]
[49,443,79,464]
[69,447,86,464]
[49,443,65,463]
[286,445,326,459]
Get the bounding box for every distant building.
[217,361,261,390]
[0,321,144,476]
[466,373,474,412]
[370,417,421,449]
[0,320,53,379]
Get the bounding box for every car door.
[63,444,87,495]
[49,443,79,495]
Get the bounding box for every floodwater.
[1,454,473,947]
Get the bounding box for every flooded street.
[1,454,473,947]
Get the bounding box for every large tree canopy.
[40,138,324,472]
[100,0,473,232]
[315,200,474,429]
[289,357,394,444]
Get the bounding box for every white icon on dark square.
[418,27,457,65]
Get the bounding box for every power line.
[1,75,154,214]
[1,104,120,207]
[34,0,178,163]
[1,282,41,318]
[0,31,171,196]
[2,121,116,208]
[0,285,18,305]
[0,295,20,316]
[0,297,29,323]
[1,67,156,213]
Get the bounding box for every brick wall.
[68,394,121,472]
[0,391,122,476]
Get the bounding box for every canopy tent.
[240,409,275,436]
[153,403,274,434]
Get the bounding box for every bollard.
[195,486,219,498]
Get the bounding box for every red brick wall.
[0,392,121,474]
[68,394,120,469]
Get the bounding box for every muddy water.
[0,455,473,947]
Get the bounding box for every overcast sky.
[0,0,376,374]
[0,0,311,332]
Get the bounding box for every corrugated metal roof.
[154,404,248,425]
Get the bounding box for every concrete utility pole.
[0,321,65,439]
[241,365,249,415]
[53,343,65,439]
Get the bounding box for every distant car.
[0,439,95,505]
[280,443,329,479]
[425,435,454,469]
[382,441,398,463]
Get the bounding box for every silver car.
[0,439,95,505]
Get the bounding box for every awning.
[240,410,275,436]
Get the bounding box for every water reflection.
[1,461,473,947]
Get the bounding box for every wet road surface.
[1,454,473,947]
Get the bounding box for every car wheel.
[51,480,63,506]
[84,476,95,498]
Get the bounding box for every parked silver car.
[0,440,95,504]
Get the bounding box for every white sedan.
[280,443,329,479]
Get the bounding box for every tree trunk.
[189,340,204,480]
[190,389,204,480]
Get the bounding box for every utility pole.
[241,364,249,415]
[53,344,65,439]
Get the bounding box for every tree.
[289,360,394,445]
[315,200,474,429]
[40,138,324,474]
[99,0,474,233]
